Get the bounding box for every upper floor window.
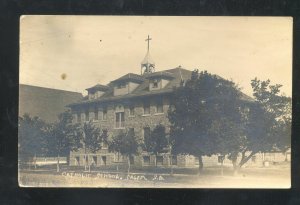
[143,102,150,115]
[77,113,81,123]
[129,106,135,116]
[143,127,151,141]
[115,112,125,128]
[85,111,89,121]
[94,108,98,120]
[102,108,107,120]
[156,99,164,113]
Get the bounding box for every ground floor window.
[171,155,177,165]
[92,156,97,166]
[143,156,150,165]
[129,156,134,165]
[94,109,98,120]
[101,156,107,166]
[75,156,80,166]
[156,156,163,166]
[252,156,256,163]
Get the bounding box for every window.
[115,112,125,128]
[77,113,81,123]
[101,156,107,166]
[92,156,97,166]
[85,111,89,121]
[103,108,107,120]
[171,156,177,165]
[129,156,134,165]
[143,156,150,165]
[152,79,159,88]
[156,99,163,113]
[252,156,256,163]
[75,156,80,166]
[129,106,135,116]
[143,127,151,141]
[117,82,126,89]
[94,108,98,120]
[156,156,163,166]
[143,102,150,115]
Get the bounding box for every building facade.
[68,65,195,168]
[67,38,290,169]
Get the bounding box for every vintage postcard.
[19,16,292,188]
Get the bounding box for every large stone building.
[67,37,290,168]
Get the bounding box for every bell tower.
[141,35,155,75]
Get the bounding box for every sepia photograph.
[19,16,292,188]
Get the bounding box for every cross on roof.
[145,35,152,52]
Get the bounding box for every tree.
[80,121,102,171]
[47,111,82,172]
[19,114,48,169]
[144,124,169,166]
[109,129,139,174]
[169,70,243,174]
[227,78,292,173]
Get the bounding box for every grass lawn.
[19,162,290,188]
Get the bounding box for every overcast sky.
[20,16,292,96]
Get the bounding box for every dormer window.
[145,71,174,91]
[111,73,144,96]
[152,79,159,88]
[86,84,109,100]
[117,82,127,89]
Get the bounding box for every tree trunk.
[221,159,224,176]
[198,155,203,175]
[170,156,174,176]
[127,156,131,174]
[84,147,87,171]
[34,153,37,169]
[232,155,238,176]
[233,165,240,176]
[56,154,60,172]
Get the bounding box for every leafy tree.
[19,114,48,168]
[80,120,102,171]
[109,129,138,174]
[47,111,82,172]
[228,78,292,173]
[144,124,169,166]
[169,70,244,174]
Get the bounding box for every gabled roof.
[68,67,192,107]
[86,84,109,92]
[68,67,254,107]
[144,71,175,80]
[110,73,145,84]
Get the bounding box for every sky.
[20,16,292,97]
